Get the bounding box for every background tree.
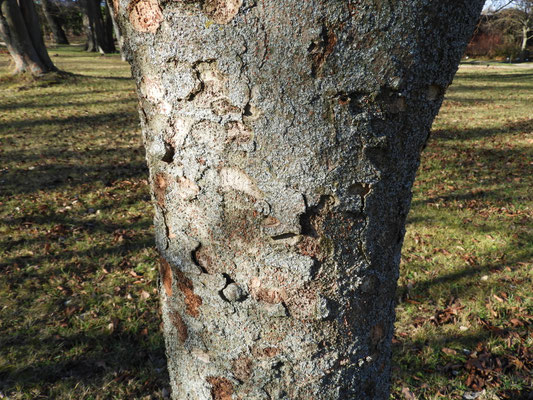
[82,0,115,53]
[476,0,533,59]
[0,0,57,74]
[498,0,533,58]
[40,0,69,45]
[113,0,484,398]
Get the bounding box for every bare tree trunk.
[521,24,529,51]
[0,0,56,74]
[105,0,125,60]
[81,1,95,52]
[83,0,114,53]
[102,0,116,53]
[114,1,484,398]
[41,0,69,45]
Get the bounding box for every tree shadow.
[431,118,532,141]
[392,329,531,399]
[0,330,168,395]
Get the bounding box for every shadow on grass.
[397,250,532,302]
[431,117,532,141]
[0,159,148,196]
[456,72,533,81]
[392,329,532,399]
[0,97,135,111]
[1,111,136,131]
[0,330,167,394]
[0,54,168,397]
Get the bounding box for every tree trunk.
[80,0,96,52]
[105,0,125,60]
[81,0,96,52]
[521,24,529,51]
[83,0,114,53]
[102,0,116,53]
[0,0,56,74]
[114,1,484,398]
[41,0,69,45]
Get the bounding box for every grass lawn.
[0,46,531,399]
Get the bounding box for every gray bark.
[0,0,56,74]
[113,1,484,398]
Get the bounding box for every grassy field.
[0,46,531,399]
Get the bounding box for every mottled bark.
[114,1,483,398]
[0,0,56,74]
[41,0,69,45]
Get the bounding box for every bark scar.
[308,24,337,77]
[204,0,242,24]
[175,268,203,317]
[206,376,233,400]
[127,0,163,33]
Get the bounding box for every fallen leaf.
[401,387,417,400]
[442,347,457,355]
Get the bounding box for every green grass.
[0,47,531,399]
[392,64,532,400]
[0,46,168,399]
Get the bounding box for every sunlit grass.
[392,64,532,400]
[0,45,168,399]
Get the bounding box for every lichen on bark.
[115,1,484,398]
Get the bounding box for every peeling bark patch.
[308,25,337,77]
[175,268,203,317]
[297,236,326,261]
[159,257,173,297]
[249,278,286,304]
[177,176,200,200]
[128,0,163,33]
[203,0,242,24]
[220,167,263,199]
[206,376,233,400]
[211,98,239,115]
[140,76,164,104]
[225,121,252,144]
[154,173,168,207]
[232,355,252,381]
[170,310,188,343]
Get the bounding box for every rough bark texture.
[41,0,69,45]
[114,1,483,398]
[0,0,57,74]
